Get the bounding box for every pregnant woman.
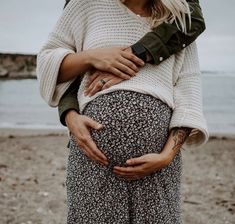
[37,0,209,223]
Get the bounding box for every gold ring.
[99,79,106,85]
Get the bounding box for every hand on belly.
[113,152,171,180]
[65,110,109,167]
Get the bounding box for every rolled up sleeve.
[37,43,76,107]
[36,0,84,107]
[170,41,209,149]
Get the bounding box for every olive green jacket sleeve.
[58,0,206,126]
[58,76,82,126]
[138,0,205,64]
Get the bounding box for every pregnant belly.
[71,90,172,166]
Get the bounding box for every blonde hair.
[151,0,191,33]
[121,0,192,34]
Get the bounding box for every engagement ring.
[99,79,106,85]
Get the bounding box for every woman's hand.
[113,153,172,180]
[84,71,124,96]
[86,47,145,79]
[65,110,109,166]
[113,127,192,180]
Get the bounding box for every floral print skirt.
[66,90,183,224]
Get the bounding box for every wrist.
[65,109,80,126]
[131,43,148,63]
[146,52,153,63]
[80,50,94,68]
[160,148,175,165]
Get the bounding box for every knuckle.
[96,82,102,87]
[120,74,126,79]
[132,64,137,70]
[104,63,111,69]
[130,55,135,60]
[118,71,122,76]
[79,136,86,142]
[80,135,90,143]
[104,84,110,88]
[119,56,123,61]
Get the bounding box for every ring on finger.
[99,79,106,85]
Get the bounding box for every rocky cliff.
[0,53,36,79]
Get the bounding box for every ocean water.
[0,74,235,135]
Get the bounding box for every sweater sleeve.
[169,41,209,149]
[36,0,85,107]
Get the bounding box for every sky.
[0,0,235,72]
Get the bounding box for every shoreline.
[1,127,235,140]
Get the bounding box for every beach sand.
[0,133,235,224]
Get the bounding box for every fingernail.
[98,124,103,129]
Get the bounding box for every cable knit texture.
[36,0,209,149]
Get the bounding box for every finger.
[80,142,108,166]
[113,165,143,175]
[113,168,142,177]
[84,116,103,130]
[88,81,104,96]
[125,156,147,166]
[78,131,108,163]
[114,167,150,179]
[115,62,136,77]
[118,57,139,72]
[84,81,96,95]
[121,51,145,67]
[85,75,101,94]
[84,137,108,164]
[85,72,100,88]
[109,67,131,80]
[82,119,108,163]
[85,80,102,96]
[77,122,108,164]
[85,74,108,95]
[101,79,119,90]
[73,137,95,162]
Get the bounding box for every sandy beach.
[0,131,234,224]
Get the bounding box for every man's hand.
[65,110,109,166]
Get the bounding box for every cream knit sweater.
[36,0,209,149]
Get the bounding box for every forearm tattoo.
[171,127,192,151]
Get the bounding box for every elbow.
[197,19,206,34]
[187,19,206,37]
